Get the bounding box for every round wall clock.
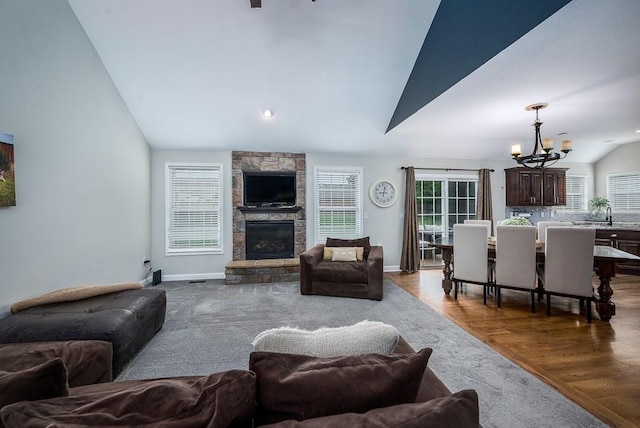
[370,179,398,207]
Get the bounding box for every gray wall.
[150,150,233,280]
[0,1,151,316]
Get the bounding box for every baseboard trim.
[162,272,225,282]
[384,265,401,272]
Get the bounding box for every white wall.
[150,150,233,280]
[0,0,151,316]
[594,141,640,197]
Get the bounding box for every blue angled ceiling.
[387,0,573,133]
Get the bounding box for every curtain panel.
[400,167,420,273]
[476,168,493,235]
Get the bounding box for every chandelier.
[511,103,572,169]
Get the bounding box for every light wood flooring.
[387,269,640,428]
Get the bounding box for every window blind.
[166,164,222,254]
[607,172,640,210]
[559,175,587,211]
[315,167,363,243]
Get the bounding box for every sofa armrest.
[367,246,384,300]
[300,244,325,294]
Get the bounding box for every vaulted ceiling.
[68,0,640,163]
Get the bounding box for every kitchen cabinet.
[543,170,566,206]
[595,229,640,275]
[505,167,567,206]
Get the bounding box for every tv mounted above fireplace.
[243,172,296,207]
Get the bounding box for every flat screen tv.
[243,172,296,206]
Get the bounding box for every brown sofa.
[0,337,479,427]
[300,237,384,301]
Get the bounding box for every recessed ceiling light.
[635,129,640,133]
[263,109,273,118]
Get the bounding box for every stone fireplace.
[231,151,305,255]
[245,220,294,260]
[226,151,306,284]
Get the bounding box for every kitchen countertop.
[571,221,640,231]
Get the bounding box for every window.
[314,166,363,243]
[607,172,640,211]
[416,176,477,237]
[558,175,588,211]
[165,163,223,255]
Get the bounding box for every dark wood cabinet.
[505,167,566,206]
[543,170,566,206]
[595,229,640,275]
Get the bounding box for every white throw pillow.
[251,320,400,357]
[323,247,364,261]
[331,247,357,261]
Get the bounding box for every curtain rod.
[400,167,494,172]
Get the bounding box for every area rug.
[118,280,605,428]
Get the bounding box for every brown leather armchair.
[299,240,383,301]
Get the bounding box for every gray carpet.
[118,280,606,428]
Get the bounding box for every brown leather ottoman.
[0,288,166,377]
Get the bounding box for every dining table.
[432,236,640,321]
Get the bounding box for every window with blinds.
[607,172,640,211]
[557,175,587,211]
[165,163,223,255]
[314,166,363,243]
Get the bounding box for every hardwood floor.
[387,269,640,428]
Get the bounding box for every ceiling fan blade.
[250,0,261,8]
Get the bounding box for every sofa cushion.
[0,340,112,387]
[311,260,367,283]
[252,321,399,357]
[326,237,371,259]
[249,348,432,425]
[259,389,479,428]
[0,358,69,409]
[0,370,256,428]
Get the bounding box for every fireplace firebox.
[245,221,295,260]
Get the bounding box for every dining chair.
[494,225,537,312]
[464,219,492,238]
[539,226,596,322]
[452,224,491,303]
[536,221,570,243]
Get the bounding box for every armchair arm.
[299,244,324,295]
[367,246,384,300]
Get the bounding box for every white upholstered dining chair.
[536,221,570,243]
[464,219,492,238]
[452,224,491,303]
[494,225,537,312]
[540,226,596,323]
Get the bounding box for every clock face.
[370,180,397,207]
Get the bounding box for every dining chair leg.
[454,281,458,300]
[586,298,592,323]
[483,286,487,305]
[497,286,501,308]
[546,294,551,317]
[530,290,535,313]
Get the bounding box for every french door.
[416,176,477,266]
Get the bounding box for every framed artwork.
[0,132,15,207]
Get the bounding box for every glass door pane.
[416,177,477,268]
